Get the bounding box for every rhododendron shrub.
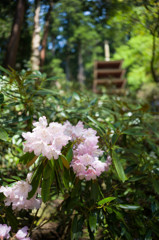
[0,224,30,240]
[0,116,112,239]
[0,173,41,211]
[22,117,111,181]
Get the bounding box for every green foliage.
[0,68,159,239]
[109,1,159,89]
[113,34,159,89]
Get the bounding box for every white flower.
[0,224,11,239]
[15,226,30,240]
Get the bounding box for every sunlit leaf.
[0,128,8,141]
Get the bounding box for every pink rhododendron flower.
[0,224,11,239]
[22,116,70,160]
[15,226,30,240]
[71,154,110,181]
[22,117,111,181]
[65,121,110,180]
[0,173,41,211]
[64,121,85,140]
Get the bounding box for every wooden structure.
[93,59,126,95]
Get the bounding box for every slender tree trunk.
[40,1,53,69]
[31,0,41,71]
[151,32,158,83]
[77,43,85,84]
[4,0,25,69]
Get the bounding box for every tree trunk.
[4,0,25,69]
[40,1,53,69]
[77,44,85,84]
[31,0,41,71]
[151,32,159,83]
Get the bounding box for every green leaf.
[60,155,70,169]
[43,162,53,179]
[113,210,126,224]
[19,152,35,165]
[3,178,17,182]
[11,176,21,181]
[112,150,127,182]
[89,212,97,232]
[112,133,119,145]
[90,181,100,202]
[98,197,116,205]
[0,193,5,201]
[46,76,59,81]
[0,93,4,104]
[0,128,8,141]
[42,162,53,202]
[0,65,11,75]
[152,178,159,194]
[118,204,141,210]
[42,178,51,203]
[27,156,38,167]
[73,92,80,101]
[6,207,18,231]
[28,163,43,199]
[71,215,78,239]
[71,215,84,240]
[123,127,146,136]
[66,148,73,162]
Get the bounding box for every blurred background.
[0,0,159,97]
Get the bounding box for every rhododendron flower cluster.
[0,225,30,240]
[0,173,41,211]
[22,117,111,181]
[0,224,11,239]
[22,116,70,160]
[15,226,30,240]
[64,121,111,180]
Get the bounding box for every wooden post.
[104,41,110,61]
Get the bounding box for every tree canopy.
[0,0,159,89]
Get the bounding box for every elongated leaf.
[98,197,116,205]
[19,152,35,164]
[26,156,38,167]
[42,162,53,202]
[0,128,8,141]
[28,163,43,199]
[6,207,18,230]
[152,178,159,194]
[0,65,11,75]
[112,133,119,145]
[118,204,140,210]
[71,215,78,240]
[3,178,17,182]
[71,215,84,240]
[66,148,73,162]
[123,127,146,136]
[0,193,5,201]
[0,93,4,104]
[46,76,59,81]
[112,150,126,182]
[62,168,70,189]
[42,178,51,203]
[60,155,70,169]
[73,92,80,101]
[87,115,105,131]
[91,181,100,202]
[89,212,97,232]
[43,162,52,179]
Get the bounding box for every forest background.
[0,0,159,239]
[0,0,159,92]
